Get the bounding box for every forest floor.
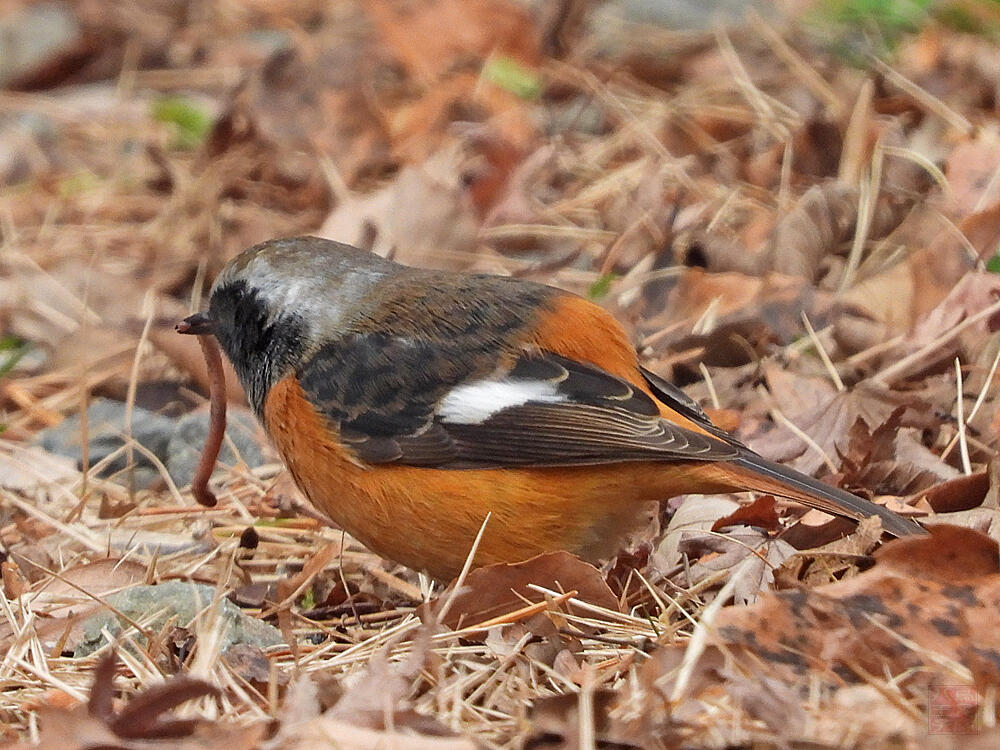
[2,0,1000,747]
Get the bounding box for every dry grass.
[1,1,999,747]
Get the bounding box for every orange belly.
[264,375,737,579]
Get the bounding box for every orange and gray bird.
[179,236,925,579]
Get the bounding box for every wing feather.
[297,337,737,468]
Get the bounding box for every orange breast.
[263,374,737,579]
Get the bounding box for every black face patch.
[209,280,308,414]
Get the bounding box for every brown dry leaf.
[655,495,740,571]
[0,444,76,493]
[957,200,1000,263]
[834,259,917,352]
[943,130,1000,214]
[838,407,959,496]
[909,272,1000,350]
[711,495,780,533]
[751,364,915,475]
[775,515,883,587]
[524,690,643,750]
[0,557,148,654]
[319,142,479,270]
[388,72,536,162]
[363,0,540,82]
[419,551,620,632]
[674,529,797,605]
[923,460,1000,537]
[835,201,982,355]
[779,515,864,551]
[276,717,475,750]
[758,182,858,281]
[363,0,540,157]
[274,542,341,624]
[913,471,991,513]
[28,557,148,600]
[648,268,826,352]
[22,650,261,750]
[665,525,1000,694]
[1,562,29,600]
[656,269,765,329]
[296,626,461,743]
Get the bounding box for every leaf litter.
[2,0,1000,747]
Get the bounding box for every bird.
[179,235,925,579]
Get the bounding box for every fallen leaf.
[23,650,262,750]
[654,525,1000,699]
[363,0,540,83]
[655,495,740,571]
[944,131,1000,214]
[894,271,1000,378]
[758,182,858,282]
[752,364,919,475]
[838,407,959,496]
[319,142,479,270]
[419,551,620,633]
[0,444,76,493]
[711,495,780,533]
[0,557,148,655]
[674,528,797,605]
[913,471,991,513]
[524,690,643,750]
[276,716,476,750]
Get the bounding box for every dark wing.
[639,365,748,445]
[296,334,737,468]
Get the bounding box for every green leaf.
[483,56,542,100]
[152,96,211,149]
[57,170,101,197]
[986,248,1000,274]
[588,273,618,300]
[0,336,28,378]
[300,586,315,611]
[807,0,935,60]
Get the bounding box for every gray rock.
[39,399,269,490]
[547,97,608,136]
[40,397,175,488]
[0,2,81,88]
[166,407,266,487]
[604,0,767,29]
[74,581,283,657]
[584,0,773,58]
[0,112,58,185]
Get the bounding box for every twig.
[671,556,752,701]
[839,142,881,293]
[941,345,1000,460]
[756,386,838,474]
[954,358,972,475]
[870,298,1000,386]
[437,512,492,622]
[749,11,843,117]
[870,56,973,136]
[801,312,845,392]
[699,362,721,409]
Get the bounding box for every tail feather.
[731,453,926,538]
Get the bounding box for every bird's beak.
[176,312,216,335]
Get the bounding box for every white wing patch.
[438,379,566,425]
